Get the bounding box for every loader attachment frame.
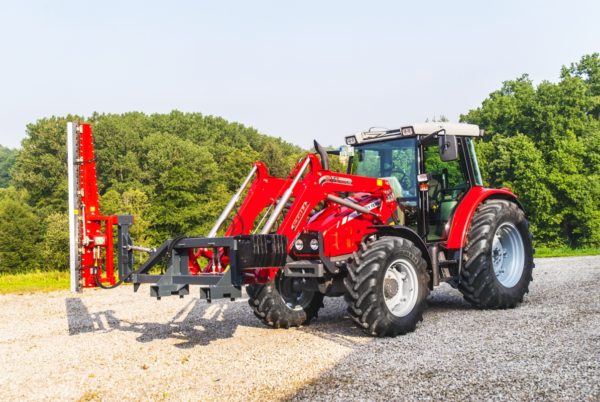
[123,235,287,301]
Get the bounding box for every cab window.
[352,137,418,199]
[424,140,469,240]
[350,137,419,229]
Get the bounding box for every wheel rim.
[491,222,525,288]
[383,258,419,317]
[277,276,315,311]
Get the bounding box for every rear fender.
[446,186,522,249]
[369,225,432,272]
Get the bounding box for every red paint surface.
[77,124,118,287]
[193,154,398,282]
[445,186,518,249]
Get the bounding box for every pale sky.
[1,0,599,149]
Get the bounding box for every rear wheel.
[247,272,324,328]
[344,236,429,337]
[459,199,534,308]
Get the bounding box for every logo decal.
[291,202,310,230]
[319,175,353,186]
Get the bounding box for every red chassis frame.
[190,154,398,283]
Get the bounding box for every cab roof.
[346,122,482,145]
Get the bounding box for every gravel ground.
[0,256,598,401]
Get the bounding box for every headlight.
[345,135,357,145]
[294,239,304,251]
[310,238,319,251]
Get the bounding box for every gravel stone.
[0,256,598,401]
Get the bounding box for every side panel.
[445,186,520,249]
[305,192,395,257]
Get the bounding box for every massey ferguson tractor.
[67,122,534,336]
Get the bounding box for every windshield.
[350,137,417,198]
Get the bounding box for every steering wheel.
[392,170,412,192]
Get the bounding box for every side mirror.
[439,134,458,162]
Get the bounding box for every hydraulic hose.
[94,271,127,289]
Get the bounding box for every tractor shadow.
[297,299,368,348]
[65,285,472,349]
[297,284,473,346]
[65,296,263,348]
[424,284,473,311]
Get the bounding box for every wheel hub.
[277,276,315,311]
[492,239,506,273]
[491,222,525,288]
[383,259,418,317]
[383,277,399,299]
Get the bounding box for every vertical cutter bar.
[67,122,81,293]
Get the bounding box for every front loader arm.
[224,161,290,235]
[277,156,396,239]
[218,154,397,250]
[193,154,396,272]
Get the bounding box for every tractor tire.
[459,199,534,308]
[247,272,324,329]
[344,236,429,337]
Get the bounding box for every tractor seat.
[428,177,441,201]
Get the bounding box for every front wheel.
[459,199,534,308]
[247,273,324,329]
[344,237,429,337]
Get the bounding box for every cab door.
[422,138,471,241]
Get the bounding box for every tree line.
[462,54,600,247]
[0,54,598,273]
[0,112,304,273]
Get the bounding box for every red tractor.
[69,122,534,336]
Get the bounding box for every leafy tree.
[476,134,559,243]
[425,115,449,123]
[139,133,220,240]
[41,213,70,271]
[102,188,153,247]
[462,53,600,247]
[0,188,41,272]
[6,53,598,275]
[259,142,289,178]
[11,116,82,215]
[4,111,303,273]
[0,145,18,188]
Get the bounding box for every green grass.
[0,246,598,295]
[0,270,70,294]
[535,246,600,258]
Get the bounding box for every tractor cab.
[345,123,484,242]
